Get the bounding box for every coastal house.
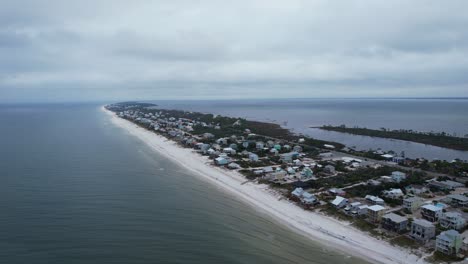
[318,152,333,158]
[391,171,406,183]
[202,132,215,139]
[301,167,313,179]
[293,145,303,152]
[381,213,408,233]
[421,204,443,222]
[439,212,466,230]
[356,205,369,216]
[429,180,464,191]
[270,148,279,155]
[229,143,238,150]
[301,192,318,205]
[405,185,428,195]
[436,230,463,255]
[280,152,299,163]
[411,219,436,242]
[345,202,368,216]
[324,144,335,149]
[367,205,386,223]
[249,153,259,162]
[365,195,385,205]
[227,162,241,170]
[291,188,317,205]
[324,165,336,174]
[223,147,236,155]
[216,138,228,145]
[215,157,229,166]
[256,141,265,150]
[267,171,288,183]
[403,197,424,212]
[328,188,346,196]
[331,196,348,208]
[263,166,274,174]
[382,188,404,199]
[392,156,405,164]
[446,194,468,208]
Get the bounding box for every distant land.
[319,125,468,151]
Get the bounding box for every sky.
[1,0,468,102]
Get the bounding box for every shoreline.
[102,106,426,264]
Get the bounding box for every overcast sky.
[1,0,468,102]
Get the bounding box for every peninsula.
[104,102,468,264]
[320,125,468,151]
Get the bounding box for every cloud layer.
[1,0,468,102]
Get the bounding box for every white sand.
[103,106,426,264]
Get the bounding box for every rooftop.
[382,213,407,223]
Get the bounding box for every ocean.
[152,98,468,161]
[0,103,365,264]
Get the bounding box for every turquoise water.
[0,103,366,264]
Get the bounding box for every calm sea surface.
[152,99,468,161]
[0,103,365,264]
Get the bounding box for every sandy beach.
[102,106,426,264]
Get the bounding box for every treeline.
[321,125,468,151]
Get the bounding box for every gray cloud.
[0,0,468,102]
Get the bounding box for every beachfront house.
[291,188,317,205]
[367,205,386,223]
[421,204,443,222]
[403,197,424,212]
[439,212,466,230]
[365,195,385,205]
[215,157,229,166]
[346,202,368,216]
[227,162,241,170]
[410,219,436,242]
[331,196,348,208]
[223,147,236,155]
[436,230,463,255]
[381,213,408,233]
[446,194,468,208]
[391,171,406,183]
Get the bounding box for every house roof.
[413,218,434,228]
[421,204,443,212]
[448,194,468,202]
[383,213,407,223]
[368,205,385,211]
[332,196,347,206]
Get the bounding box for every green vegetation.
[389,236,419,249]
[321,125,468,151]
[426,251,465,263]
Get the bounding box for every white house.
[382,188,404,199]
[391,171,406,183]
[331,196,348,208]
[439,212,466,230]
[436,230,463,255]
